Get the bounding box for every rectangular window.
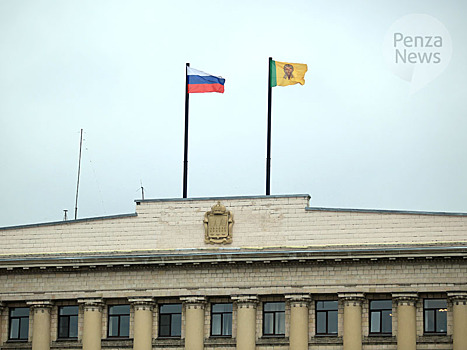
[58,306,79,339]
[159,304,182,338]
[211,303,232,337]
[316,301,338,336]
[424,299,447,334]
[369,300,392,335]
[9,307,29,341]
[108,305,130,338]
[263,302,285,336]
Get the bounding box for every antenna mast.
[140,180,145,200]
[74,129,83,220]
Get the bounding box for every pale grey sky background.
[1,0,466,227]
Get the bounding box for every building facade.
[0,194,466,350]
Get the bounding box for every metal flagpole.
[183,63,190,198]
[266,57,273,195]
[74,128,83,220]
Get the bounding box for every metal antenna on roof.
[63,209,68,221]
[140,180,145,200]
[74,129,84,220]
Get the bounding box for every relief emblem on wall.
[204,202,234,244]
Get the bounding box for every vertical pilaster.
[339,293,364,350]
[286,294,310,350]
[0,302,4,345]
[448,292,467,350]
[232,295,258,350]
[393,293,417,350]
[79,298,104,350]
[129,298,154,350]
[181,297,205,350]
[27,301,52,350]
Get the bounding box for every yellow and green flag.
[270,60,308,87]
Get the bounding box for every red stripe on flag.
[188,83,224,93]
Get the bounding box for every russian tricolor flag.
[187,67,225,93]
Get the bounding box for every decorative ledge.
[204,337,236,346]
[101,339,133,348]
[363,335,396,344]
[153,338,184,347]
[1,245,466,270]
[50,342,81,350]
[417,335,452,343]
[257,336,289,345]
[2,342,32,349]
[309,336,343,344]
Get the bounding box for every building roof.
[0,194,465,259]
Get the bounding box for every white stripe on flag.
[187,67,223,78]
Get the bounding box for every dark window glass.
[159,304,182,338]
[119,315,130,337]
[11,308,29,317]
[263,302,285,336]
[69,316,78,338]
[369,300,392,335]
[327,309,338,334]
[381,310,392,333]
[211,303,232,337]
[425,299,447,309]
[171,314,181,337]
[370,312,380,333]
[316,301,338,335]
[20,320,28,340]
[424,299,447,334]
[108,305,130,338]
[264,312,274,334]
[9,307,29,340]
[316,311,326,334]
[58,306,79,339]
[11,319,20,338]
[159,314,170,336]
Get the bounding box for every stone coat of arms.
[204,202,233,244]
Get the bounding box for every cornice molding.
[1,245,465,270]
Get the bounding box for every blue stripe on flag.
[188,75,225,85]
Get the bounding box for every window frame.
[262,301,285,337]
[158,303,182,338]
[9,307,30,341]
[107,305,130,338]
[315,300,338,336]
[369,300,392,336]
[210,303,233,337]
[423,299,447,335]
[57,305,79,339]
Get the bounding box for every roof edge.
[0,213,138,231]
[135,194,311,203]
[306,207,467,217]
[1,244,466,267]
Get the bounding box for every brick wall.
[1,258,465,300]
[0,195,466,256]
[0,257,464,348]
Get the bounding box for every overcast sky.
[1,0,466,227]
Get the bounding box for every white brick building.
[0,194,466,350]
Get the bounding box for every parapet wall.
[0,194,466,256]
